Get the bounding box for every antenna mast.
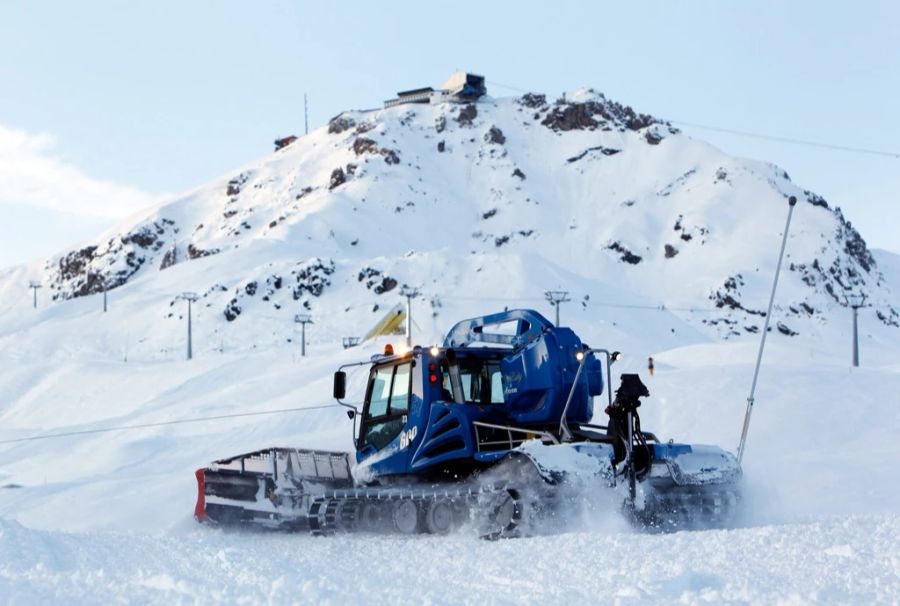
[737,196,797,463]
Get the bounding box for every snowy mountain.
[2,88,895,363]
[1,87,898,603]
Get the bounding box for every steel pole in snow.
[400,287,419,347]
[181,292,198,361]
[545,291,570,326]
[406,296,412,347]
[187,299,193,360]
[29,281,41,309]
[737,196,796,464]
[295,314,311,357]
[848,296,867,367]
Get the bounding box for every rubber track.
[307,482,517,537]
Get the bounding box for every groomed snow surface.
[1,516,897,604]
[1,338,898,604]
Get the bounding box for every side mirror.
[333,371,347,400]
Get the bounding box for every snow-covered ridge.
[8,88,897,357]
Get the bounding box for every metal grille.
[472,421,558,452]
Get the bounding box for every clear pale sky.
[1,0,897,268]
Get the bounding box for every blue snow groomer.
[196,310,741,536]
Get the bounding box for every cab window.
[455,359,504,405]
[391,363,410,413]
[360,362,412,451]
[490,369,504,403]
[367,366,393,418]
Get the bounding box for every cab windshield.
[360,362,411,451]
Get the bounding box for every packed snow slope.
[0,341,898,604]
[1,516,897,604]
[1,87,899,603]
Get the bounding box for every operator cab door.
[358,361,411,456]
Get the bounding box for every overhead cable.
[0,404,342,445]
[487,80,898,158]
[670,120,899,159]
